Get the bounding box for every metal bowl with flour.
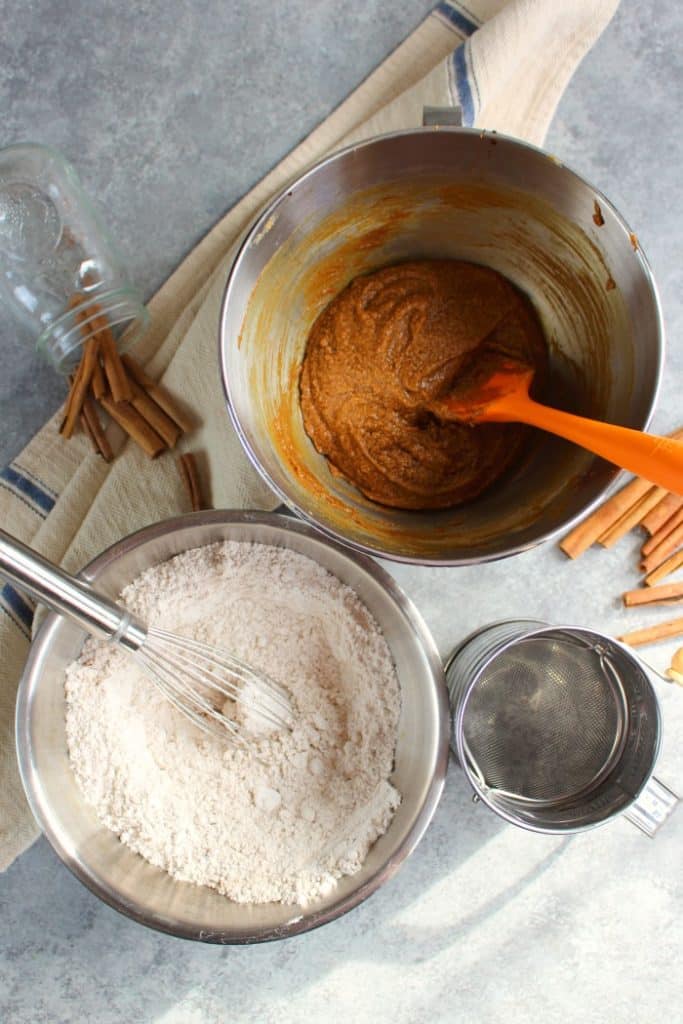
[219,127,663,564]
[15,511,449,944]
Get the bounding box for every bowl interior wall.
[19,516,448,942]
[222,132,660,562]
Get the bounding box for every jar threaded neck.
[36,287,148,373]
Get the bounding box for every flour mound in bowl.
[64,541,402,905]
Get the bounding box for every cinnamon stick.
[641,493,683,536]
[60,338,99,439]
[121,354,194,433]
[93,312,132,403]
[59,293,188,462]
[100,395,165,458]
[641,506,683,557]
[60,370,79,434]
[644,549,683,586]
[70,295,130,401]
[559,477,652,559]
[641,517,683,573]
[623,582,683,607]
[81,396,113,462]
[618,616,683,648]
[597,486,666,548]
[79,410,98,454]
[559,427,683,558]
[666,648,683,686]
[101,337,132,403]
[91,357,106,400]
[129,380,181,449]
[71,301,107,398]
[177,453,203,511]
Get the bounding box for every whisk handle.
[0,527,146,650]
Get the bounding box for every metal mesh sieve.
[447,622,663,833]
[462,633,627,805]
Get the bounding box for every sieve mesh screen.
[463,634,626,803]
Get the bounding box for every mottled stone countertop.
[1,2,682,1022]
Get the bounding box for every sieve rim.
[464,631,630,807]
[447,620,662,834]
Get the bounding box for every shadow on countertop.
[0,759,573,1024]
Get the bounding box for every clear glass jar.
[0,142,148,373]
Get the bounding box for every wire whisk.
[0,528,293,745]
[138,629,293,742]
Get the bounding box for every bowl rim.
[15,509,450,944]
[218,125,665,567]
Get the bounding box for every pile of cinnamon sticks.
[60,295,192,459]
[560,431,683,677]
[59,295,204,510]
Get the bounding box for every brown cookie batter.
[300,259,547,510]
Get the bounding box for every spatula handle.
[506,401,683,495]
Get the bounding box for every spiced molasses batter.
[300,260,547,510]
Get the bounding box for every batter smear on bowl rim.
[300,259,548,510]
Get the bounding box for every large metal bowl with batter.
[219,127,664,564]
[15,511,449,943]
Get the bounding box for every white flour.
[64,541,402,905]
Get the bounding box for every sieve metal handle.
[623,776,679,837]
[621,650,680,836]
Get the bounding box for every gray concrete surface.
[2,2,683,1023]
[0,0,435,464]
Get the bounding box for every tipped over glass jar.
[0,142,148,373]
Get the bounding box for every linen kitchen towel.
[0,0,619,868]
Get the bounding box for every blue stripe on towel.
[452,42,475,125]
[14,464,58,499]
[0,465,56,514]
[436,2,478,37]
[1,583,34,631]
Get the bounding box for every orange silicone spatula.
[433,363,683,495]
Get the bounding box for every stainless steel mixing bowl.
[15,511,449,944]
[219,127,664,564]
